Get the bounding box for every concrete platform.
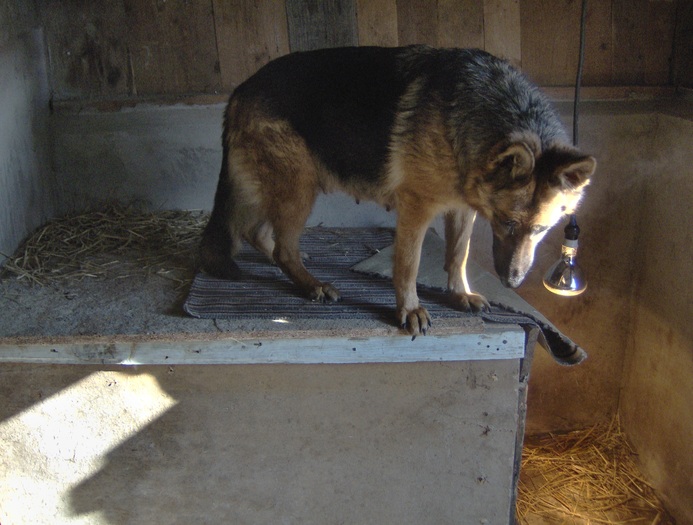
[1,359,530,525]
[0,232,535,524]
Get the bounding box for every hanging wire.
[573,0,588,147]
[569,0,589,225]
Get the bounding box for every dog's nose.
[503,270,524,289]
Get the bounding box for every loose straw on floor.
[517,416,675,524]
[1,204,207,288]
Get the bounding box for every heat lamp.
[543,214,587,296]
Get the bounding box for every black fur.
[234,47,408,182]
[231,46,568,182]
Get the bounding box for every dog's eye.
[531,225,549,236]
[503,220,518,235]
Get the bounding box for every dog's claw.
[450,291,490,313]
[398,306,432,337]
[310,283,341,303]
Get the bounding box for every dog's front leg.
[444,208,491,312]
[393,208,432,336]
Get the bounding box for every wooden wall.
[39,0,687,101]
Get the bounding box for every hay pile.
[0,205,207,288]
[517,417,675,524]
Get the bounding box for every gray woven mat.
[184,228,455,323]
[183,228,586,365]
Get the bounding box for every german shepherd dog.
[200,46,596,335]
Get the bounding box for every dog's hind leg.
[250,124,340,303]
[244,221,275,263]
[200,161,243,279]
[273,221,340,302]
[268,181,340,302]
[444,207,490,312]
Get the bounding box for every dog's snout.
[502,274,523,289]
[498,265,527,289]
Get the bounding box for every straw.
[517,415,675,524]
[0,204,207,288]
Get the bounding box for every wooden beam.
[438,0,485,49]
[356,0,398,46]
[212,0,289,91]
[484,0,522,66]
[397,0,438,46]
[286,0,358,51]
[0,328,526,365]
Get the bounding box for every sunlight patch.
[0,371,177,524]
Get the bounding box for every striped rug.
[183,228,586,365]
[184,228,440,323]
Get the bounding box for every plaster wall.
[0,3,55,266]
[51,104,396,227]
[489,108,692,524]
[618,114,693,525]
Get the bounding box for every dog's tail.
[200,116,242,279]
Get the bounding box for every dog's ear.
[552,154,596,191]
[493,142,536,181]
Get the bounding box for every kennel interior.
[1,1,692,524]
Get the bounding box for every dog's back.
[227,46,568,184]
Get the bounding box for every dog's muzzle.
[493,235,533,289]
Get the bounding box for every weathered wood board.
[39,1,682,98]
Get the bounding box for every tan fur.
[388,106,471,331]
[212,85,595,334]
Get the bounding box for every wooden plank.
[286,0,358,51]
[212,0,289,92]
[483,0,522,66]
[673,0,693,88]
[394,0,485,48]
[583,0,613,86]
[520,0,581,85]
[123,0,222,95]
[643,0,677,85]
[40,0,130,99]
[356,0,398,46]
[612,0,648,85]
[541,85,677,100]
[49,85,680,113]
[612,0,677,86]
[396,0,438,46]
[0,328,526,365]
[437,0,485,49]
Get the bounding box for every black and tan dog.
[201,46,596,335]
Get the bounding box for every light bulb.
[543,215,587,296]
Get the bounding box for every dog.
[200,46,596,335]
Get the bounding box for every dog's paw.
[450,291,490,313]
[398,306,432,337]
[310,283,341,303]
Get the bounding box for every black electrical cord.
[569,0,588,231]
[573,0,588,148]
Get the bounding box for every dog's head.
[474,140,596,288]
